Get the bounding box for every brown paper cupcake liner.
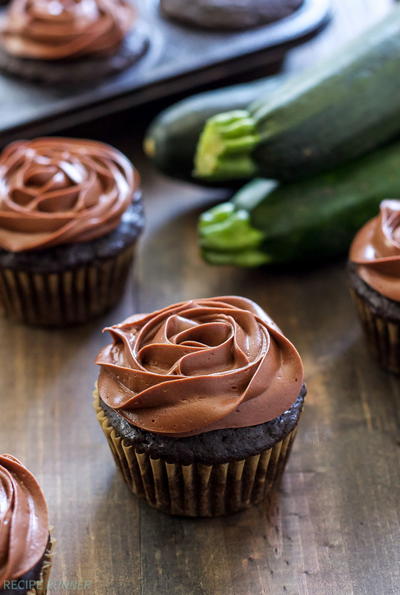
[94,394,297,517]
[0,246,135,327]
[350,288,400,374]
[26,535,54,595]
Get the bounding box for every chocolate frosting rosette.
[0,137,144,326]
[350,199,400,301]
[349,199,400,373]
[0,137,138,252]
[97,296,303,436]
[0,0,135,60]
[0,455,52,595]
[0,0,147,83]
[94,296,306,517]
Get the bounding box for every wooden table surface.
[1,1,400,594]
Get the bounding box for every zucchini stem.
[194,111,259,181]
[198,202,268,267]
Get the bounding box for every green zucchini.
[198,141,400,266]
[144,75,285,182]
[195,7,400,183]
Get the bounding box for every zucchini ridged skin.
[195,7,400,183]
[144,75,284,183]
[199,141,400,266]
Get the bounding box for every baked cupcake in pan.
[0,136,144,327]
[0,454,53,595]
[349,199,400,374]
[0,0,148,84]
[160,0,304,31]
[95,296,306,517]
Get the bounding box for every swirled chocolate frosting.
[0,455,49,584]
[0,137,140,252]
[0,0,136,60]
[96,296,304,437]
[350,200,400,301]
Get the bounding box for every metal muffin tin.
[0,0,330,145]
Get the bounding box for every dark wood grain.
[1,1,400,594]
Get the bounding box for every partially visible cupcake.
[94,296,306,517]
[0,0,147,84]
[0,454,53,595]
[349,199,400,373]
[160,0,304,30]
[0,137,144,327]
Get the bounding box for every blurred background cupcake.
[0,454,53,595]
[349,199,400,374]
[160,0,304,30]
[94,296,306,517]
[0,0,148,83]
[0,136,144,327]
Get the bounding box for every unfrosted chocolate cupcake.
[0,136,144,327]
[0,0,148,84]
[94,296,306,517]
[349,199,400,374]
[0,455,53,595]
[160,0,304,30]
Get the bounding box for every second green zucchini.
[199,141,400,266]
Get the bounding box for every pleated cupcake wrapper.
[350,288,400,374]
[26,534,54,595]
[0,245,135,327]
[94,393,297,517]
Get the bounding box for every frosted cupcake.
[349,199,400,373]
[0,0,147,83]
[94,296,306,517]
[160,0,304,30]
[0,137,143,326]
[0,455,53,595]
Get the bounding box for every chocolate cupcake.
[94,296,306,517]
[349,199,400,374]
[160,0,304,30]
[0,0,148,84]
[0,137,144,327]
[0,454,53,595]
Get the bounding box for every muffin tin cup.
[0,245,135,327]
[94,392,298,517]
[27,536,54,595]
[350,288,400,374]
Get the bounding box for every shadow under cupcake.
[94,296,306,517]
[0,136,144,327]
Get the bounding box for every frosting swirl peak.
[96,296,304,437]
[0,137,140,252]
[0,454,49,584]
[0,0,136,60]
[350,199,400,301]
